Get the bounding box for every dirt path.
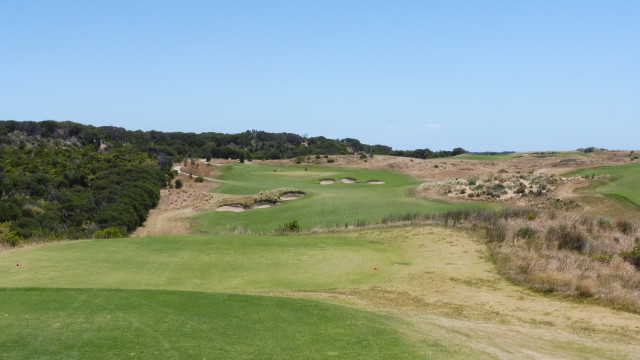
[272,226,640,359]
[132,163,240,237]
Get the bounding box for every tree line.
[0,120,467,244]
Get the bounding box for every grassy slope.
[0,235,406,291]
[194,164,492,233]
[0,232,494,359]
[565,163,640,209]
[0,288,427,360]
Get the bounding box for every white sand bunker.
[367,180,386,185]
[216,204,247,212]
[250,201,281,209]
[280,192,305,200]
[320,179,335,185]
[341,178,356,184]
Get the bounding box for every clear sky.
[1,1,638,151]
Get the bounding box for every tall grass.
[375,208,640,312]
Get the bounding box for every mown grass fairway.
[0,235,405,291]
[0,288,426,359]
[195,164,492,233]
[566,163,640,209]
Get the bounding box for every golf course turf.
[0,288,425,359]
[566,163,640,209]
[195,164,493,233]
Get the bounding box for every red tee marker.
[373,267,379,270]
[16,263,22,267]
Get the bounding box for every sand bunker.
[320,179,335,185]
[250,201,281,209]
[341,178,356,184]
[367,180,386,185]
[280,192,305,200]
[216,204,247,212]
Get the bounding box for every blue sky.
[1,1,638,151]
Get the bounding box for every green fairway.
[0,230,494,359]
[0,234,406,292]
[195,164,492,233]
[565,163,640,210]
[0,288,428,359]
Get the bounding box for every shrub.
[525,213,538,221]
[590,253,613,263]
[576,281,596,298]
[174,179,183,189]
[195,176,204,183]
[620,244,640,269]
[516,227,536,239]
[295,157,304,164]
[327,158,335,163]
[0,201,22,222]
[547,226,587,252]
[94,227,126,239]
[615,220,635,235]
[277,220,301,233]
[596,217,615,230]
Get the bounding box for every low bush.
[277,220,301,233]
[94,227,126,239]
[620,244,640,269]
[516,227,536,239]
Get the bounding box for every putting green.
[195,164,493,233]
[565,163,640,210]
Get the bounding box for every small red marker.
[373,267,379,270]
[16,263,22,267]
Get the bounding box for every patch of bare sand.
[280,192,305,200]
[268,226,640,359]
[132,169,240,237]
[320,179,335,185]
[250,201,281,209]
[216,204,247,212]
[341,178,356,183]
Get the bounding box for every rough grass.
[194,164,494,233]
[0,288,427,360]
[456,151,582,161]
[375,208,640,312]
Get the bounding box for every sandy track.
[132,165,240,237]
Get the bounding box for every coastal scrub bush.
[620,244,640,269]
[277,220,301,233]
